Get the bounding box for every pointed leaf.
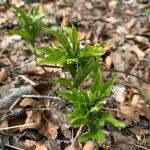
[90,125,105,143]
[47,29,71,56]
[78,132,91,142]
[56,78,73,88]
[102,112,125,127]
[80,44,105,58]
[12,4,29,25]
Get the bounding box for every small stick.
[5,144,25,150]
[18,75,36,86]
[69,125,83,150]
[9,97,22,111]
[0,123,35,131]
[129,142,150,150]
[22,95,62,100]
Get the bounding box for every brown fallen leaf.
[130,45,145,59]
[0,68,8,81]
[117,95,150,123]
[105,56,112,68]
[22,111,44,130]
[110,52,125,71]
[24,140,47,150]
[82,141,98,150]
[39,121,59,140]
[20,98,41,107]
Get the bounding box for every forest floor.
[0,0,150,149]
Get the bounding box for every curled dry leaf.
[20,98,41,107]
[82,141,98,150]
[117,95,150,123]
[0,68,8,81]
[110,52,125,71]
[130,45,145,59]
[24,140,47,150]
[105,56,112,68]
[39,121,59,140]
[22,111,44,130]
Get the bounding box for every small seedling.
[11,4,45,52]
[37,26,125,143]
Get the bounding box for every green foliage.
[36,25,125,143]
[37,26,106,87]
[10,4,125,143]
[59,68,125,143]
[11,4,45,52]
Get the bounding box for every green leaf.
[102,112,125,127]
[59,89,89,104]
[68,107,89,127]
[78,132,91,142]
[69,116,88,128]
[47,29,71,56]
[102,75,116,97]
[91,68,103,94]
[90,125,105,143]
[74,63,92,87]
[56,78,73,88]
[36,47,67,65]
[10,30,32,41]
[79,44,105,58]
[12,4,29,26]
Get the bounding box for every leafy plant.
[11,4,45,52]
[37,26,125,143]
[36,26,106,87]
[59,68,124,143]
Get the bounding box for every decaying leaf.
[117,95,150,123]
[0,68,8,81]
[20,98,41,107]
[22,111,44,130]
[39,121,59,140]
[82,141,98,150]
[130,45,145,59]
[24,140,47,150]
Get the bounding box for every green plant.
[11,4,45,52]
[37,26,106,88]
[37,26,125,143]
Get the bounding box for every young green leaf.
[56,78,73,88]
[90,125,105,143]
[78,132,91,142]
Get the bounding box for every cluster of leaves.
[11,4,45,52]
[59,68,124,142]
[37,26,106,87]
[37,26,125,142]
[12,5,125,144]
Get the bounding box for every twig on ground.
[69,125,83,150]
[18,75,36,86]
[104,68,150,85]
[22,95,62,100]
[129,142,150,150]
[0,123,35,131]
[5,144,25,150]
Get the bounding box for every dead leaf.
[0,68,8,81]
[22,111,44,130]
[117,95,150,123]
[24,140,47,150]
[20,98,41,107]
[130,45,145,59]
[110,52,125,71]
[39,121,59,140]
[82,141,98,150]
[105,56,112,68]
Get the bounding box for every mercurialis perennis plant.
[11,4,125,144]
[36,26,125,143]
